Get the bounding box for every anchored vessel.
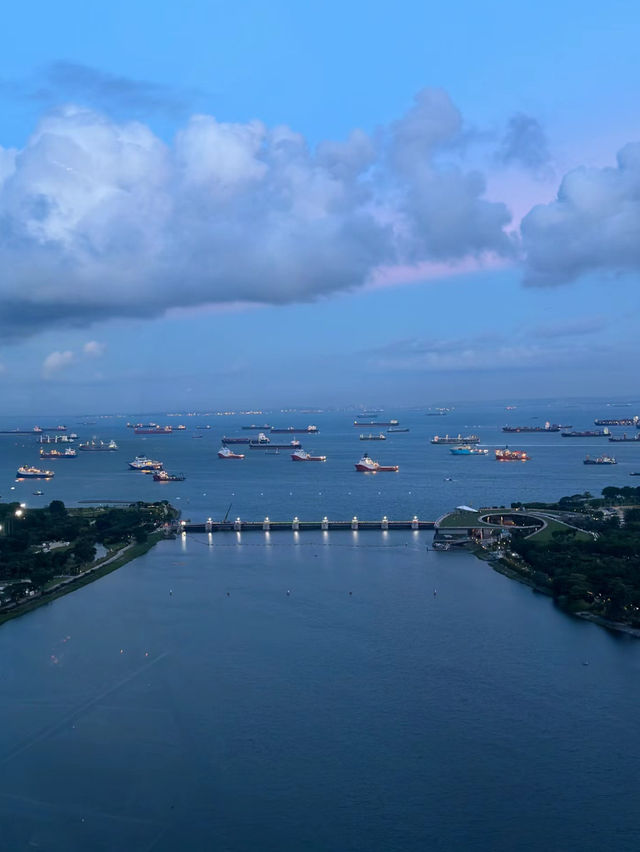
[221,436,252,445]
[128,456,164,471]
[495,448,529,461]
[355,453,399,472]
[609,433,640,442]
[218,447,245,459]
[39,448,77,459]
[360,433,386,441]
[78,439,118,451]
[270,425,318,434]
[584,455,616,465]
[291,449,327,461]
[250,434,301,449]
[561,428,610,437]
[594,417,638,426]
[354,419,399,427]
[38,434,76,444]
[134,425,172,434]
[502,421,562,433]
[16,465,55,478]
[431,434,480,445]
[387,427,410,433]
[241,424,272,430]
[152,471,186,481]
[449,445,488,455]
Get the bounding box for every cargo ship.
[450,445,488,455]
[134,425,172,434]
[241,424,272,430]
[152,471,186,481]
[39,447,77,459]
[608,433,640,442]
[584,455,616,465]
[221,436,252,444]
[78,439,118,451]
[128,456,164,471]
[561,428,610,437]
[360,433,386,441]
[355,453,399,472]
[502,421,561,433]
[270,425,318,434]
[594,417,638,426]
[495,448,529,461]
[354,419,399,427]
[387,427,410,433]
[431,434,480,444]
[251,438,301,449]
[218,447,245,459]
[291,449,327,461]
[16,465,55,478]
[38,434,76,444]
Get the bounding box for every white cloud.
[522,142,640,284]
[83,340,105,357]
[42,349,74,377]
[0,90,514,339]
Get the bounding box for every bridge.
[176,517,436,533]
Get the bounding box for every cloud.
[533,315,608,339]
[522,142,640,284]
[83,340,105,357]
[1,61,192,119]
[42,349,74,377]
[0,89,515,340]
[498,113,552,176]
[365,334,606,372]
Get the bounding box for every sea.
[1,400,640,851]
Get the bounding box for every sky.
[0,0,638,414]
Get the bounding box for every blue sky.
[0,0,638,413]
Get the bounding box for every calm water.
[1,402,640,850]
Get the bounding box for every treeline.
[509,489,640,624]
[0,500,171,591]
[512,484,640,511]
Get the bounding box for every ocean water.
[1,400,638,521]
[1,401,640,850]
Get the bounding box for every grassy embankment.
[0,531,163,626]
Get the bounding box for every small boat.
[32,490,44,496]
[360,433,386,441]
[16,465,55,478]
[291,449,327,461]
[355,453,398,472]
[584,455,616,465]
[218,447,244,459]
[152,471,186,481]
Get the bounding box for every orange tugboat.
[355,453,399,472]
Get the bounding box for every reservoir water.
[1,401,640,849]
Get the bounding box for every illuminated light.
[14,509,23,517]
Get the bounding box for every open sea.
[1,400,640,850]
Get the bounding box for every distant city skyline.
[0,0,638,412]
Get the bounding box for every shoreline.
[0,531,163,627]
[477,548,640,639]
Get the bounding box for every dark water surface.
[1,533,640,851]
